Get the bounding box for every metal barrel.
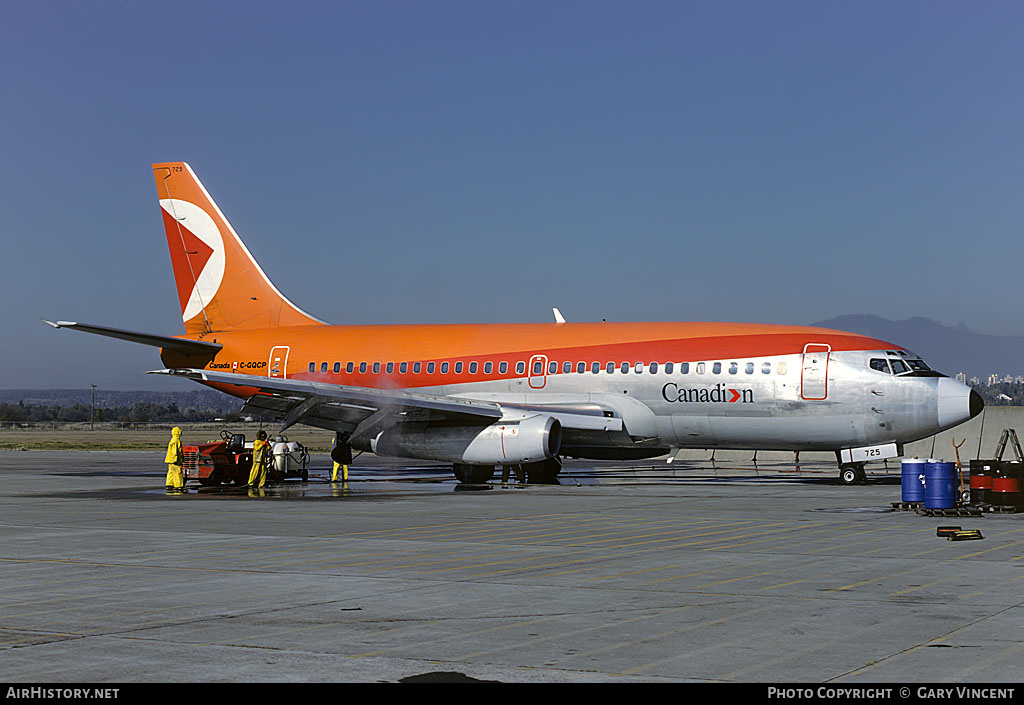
[990,461,1021,509]
[924,461,957,510]
[901,459,927,503]
[969,459,994,506]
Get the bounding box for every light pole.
[91,384,96,431]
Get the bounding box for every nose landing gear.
[839,463,866,485]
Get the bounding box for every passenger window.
[516,361,525,374]
[712,362,721,374]
[320,362,328,373]
[400,362,408,374]
[728,362,738,375]
[499,361,508,374]
[745,362,754,374]
[333,362,341,373]
[563,361,572,374]
[371,362,380,374]
[427,362,435,373]
[607,362,615,373]
[620,362,629,373]
[359,362,367,374]
[346,362,354,373]
[549,361,558,374]
[440,362,449,374]
[650,362,659,374]
[577,361,585,374]
[386,362,394,374]
[454,362,463,373]
[533,361,544,375]
[469,362,478,374]
[592,362,600,374]
[870,358,891,374]
[414,362,422,373]
[484,362,492,373]
[778,362,788,375]
[308,362,315,373]
[761,362,770,375]
[890,359,909,375]
[665,362,673,374]
[634,362,643,373]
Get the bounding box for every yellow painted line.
[617,606,773,675]
[351,615,556,658]
[761,578,808,590]
[890,577,954,596]
[828,565,925,592]
[453,604,701,663]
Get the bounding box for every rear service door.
[269,346,289,378]
[801,343,830,400]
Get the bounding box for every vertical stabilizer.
[152,162,325,334]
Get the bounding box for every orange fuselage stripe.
[162,321,899,398]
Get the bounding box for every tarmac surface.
[1,451,1022,683]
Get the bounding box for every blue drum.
[924,461,957,509]
[901,459,927,502]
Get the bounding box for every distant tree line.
[0,401,244,423]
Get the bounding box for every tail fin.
[152,162,325,334]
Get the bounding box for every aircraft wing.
[148,368,621,440]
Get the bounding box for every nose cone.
[937,378,983,429]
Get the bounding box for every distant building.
[969,377,980,386]
[956,372,967,384]
[988,374,1002,386]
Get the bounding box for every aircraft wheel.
[524,458,562,484]
[453,464,495,484]
[839,463,865,485]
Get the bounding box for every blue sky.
[2,1,1022,389]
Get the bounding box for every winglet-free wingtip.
[553,307,566,324]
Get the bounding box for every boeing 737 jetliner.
[47,162,984,485]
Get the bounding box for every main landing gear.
[452,458,563,485]
[838,462,866,485]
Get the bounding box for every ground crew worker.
[248,430,270,489]
[165,427,185,492]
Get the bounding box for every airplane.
[47,162,984,486]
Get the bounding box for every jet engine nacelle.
[368,415,562,465]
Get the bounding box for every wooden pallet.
[890,501,924,511]
[976,504,1022,514]
[915,506,983,518]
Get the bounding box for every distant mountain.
[812,315,1024,380]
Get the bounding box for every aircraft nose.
[937,377,982,429]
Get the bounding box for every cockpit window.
[872,354,945,377]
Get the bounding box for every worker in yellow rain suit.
[165,427,185,492]
[248,430,270,489]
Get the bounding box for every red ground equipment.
[183,430,253,487]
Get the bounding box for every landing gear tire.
[523,457,562,484]
[453,463,495,484]
[839,463,865,485]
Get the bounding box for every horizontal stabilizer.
[43,320,222,355]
